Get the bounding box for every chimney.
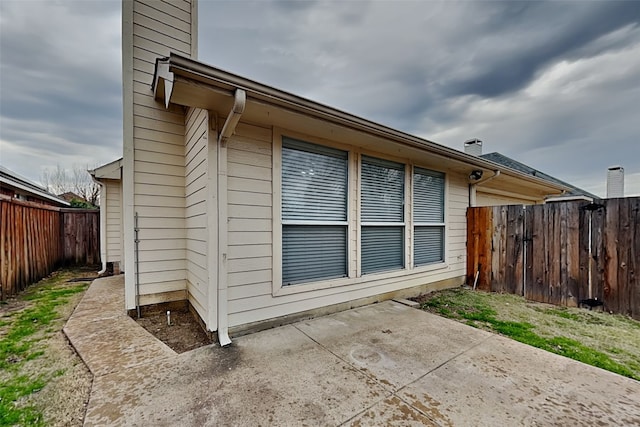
[464,138,483,156]
[606,166,624,198]
[121,0,197,310]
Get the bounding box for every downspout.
[217,88,246,347]
[468,170,501,207]
[90,174,107,275]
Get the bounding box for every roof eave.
[153,53,569,195]
[0,176,70,206]
[90,158,123,180]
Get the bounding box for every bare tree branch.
[40,164,100,207]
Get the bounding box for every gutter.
[468,170,501,207]
[216,88,246,347]
[157,54,568,195]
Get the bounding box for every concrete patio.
[64,276,640,426]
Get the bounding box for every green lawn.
[415,288,640,381]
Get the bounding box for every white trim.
[217,123,230,346]
[274,260,448,296]
[414,222,446,227]
[94,178,107,273]
[404,163,411,270]
[271,128,284,296]
[271,129,454,296]
[190,0,198,58]
[122,0,136,310]
[91,158,122,180]
[347,150,362,278]
[444,172,450,266]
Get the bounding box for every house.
[118,0,568,345]
[462,139,599,205]
[0,165,70,207]
[89,158,123,275]
[58,191,86,203]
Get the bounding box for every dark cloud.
[0,0,121,179]
[0,0,638,196]
[449,2,640,98]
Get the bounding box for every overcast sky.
[1,0,638,197]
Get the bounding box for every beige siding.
[104,179,123,264]
[446,174,469,273]
[477,191,536,206]
[185,107,209,321]
[227,123,273,307]
[226,123,469,328]
[124,0,196,305]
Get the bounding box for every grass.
[417,288,640,381]
[0,269,91,427]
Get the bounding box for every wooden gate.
[467,197,640,318]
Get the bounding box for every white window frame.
[411,164,447,269]
[272,129,356,296]
[272,129,449,297]
[359,155,408,275]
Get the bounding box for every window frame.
[272,128,449,297]
[411,165,447,268]
[280,137,349,286]
[273,129,357,295]
[359,155,408,275]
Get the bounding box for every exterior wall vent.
[464,139,483,156]
[606,166,624,198]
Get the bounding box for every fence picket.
[468,197,639,319]
[0,198,100,299]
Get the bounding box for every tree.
[40,164,100,207]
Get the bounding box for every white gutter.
[217,88,246,347]
[469,170,500,207]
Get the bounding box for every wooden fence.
[467,197,640,319]
[0,197,100,300]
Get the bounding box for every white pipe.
[474,170,501,187]
[469,170,501,207]
[218,89,246,145]
[217,89,246,347]
[90,174,107,275]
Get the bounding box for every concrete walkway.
[65,276,640,426]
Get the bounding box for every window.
[413,167,445,265]
[281,137,348,285]
[361,156,405,274]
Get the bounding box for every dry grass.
[415,288,640,381]
[0,268,95,426]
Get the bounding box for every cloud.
[0,0,121,180]
[1,0,638,198]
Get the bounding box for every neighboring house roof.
[0,165,70,206]
[480,152,599,200]
[152,54,570,199]
[58,191,87,203]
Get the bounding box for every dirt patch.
[135,309,212,353]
